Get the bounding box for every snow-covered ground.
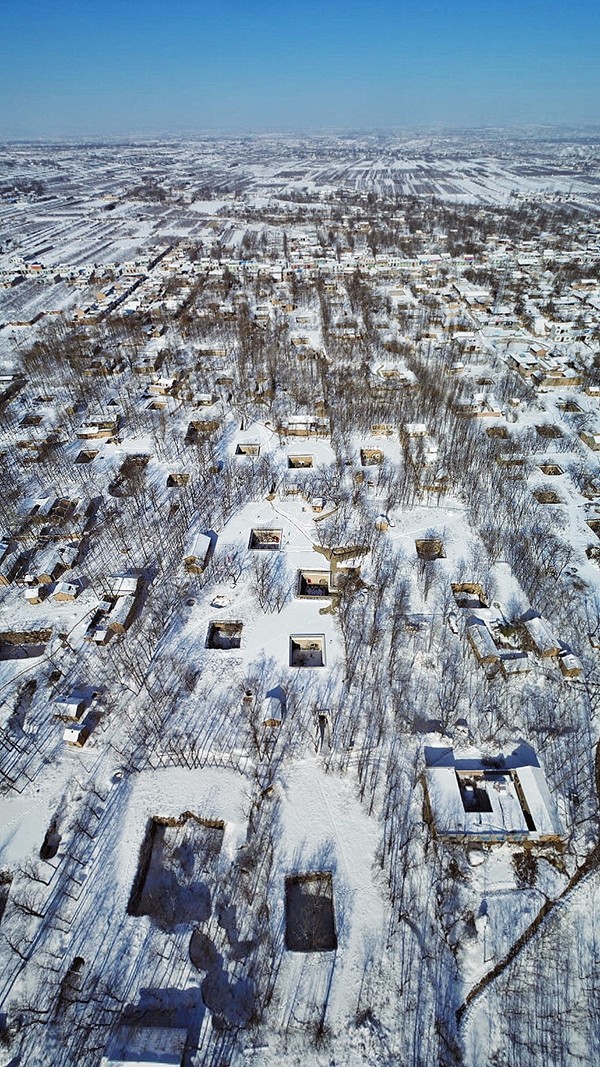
[1,134,600,1066]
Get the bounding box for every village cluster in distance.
[0,130,600,1067]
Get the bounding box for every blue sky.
[1,0,599,137]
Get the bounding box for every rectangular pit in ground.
[296,570,331,598]
[128,813,224,929]
[456,773,494,813]
[415,538,445,561]
[235,443,260,457]
[206,621,243,650]
[533,488,563,504]
[538,463,564,476]
[451,582,488,609]
[536,424,563,440]
[360,448,384,466]
[289,634,326,667]
[285,872,337,952]
[288,454,313,469]
[249,528,282,550]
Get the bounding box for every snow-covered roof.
[499,651,531,675]
[28,543,61,576]
[52,581,77,598]
[514,766,562,837]
[425,749,562,841]
[109,574,139,597]
[63,720,87,744]
[466,617,499,662]
[108,594,136,626]
[55,691,86,716]
[262,695,283,724]
[405,421,427,436]
[522,613,560,655]
[558,650,583,675]
[184,531,212,561]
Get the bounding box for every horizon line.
[3,122,600,145]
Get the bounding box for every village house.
[24,544,67,585]
[83,575,140,642]
[551,321,577,342]
[404,422,440,470]
[109,575,139,598]
[55,689,95,721]
[24,583,45,604]
[531,358,582,390]
[454,393,503,418]
[280,414,330,438]
[147,374,178,396]
[425,745,563,844]
[183,531,212,574]
[63,720,91,746]
[465,616,500,666]
[82,354,121,377]
[509,352,539,378]
[50,580,79,602]
[521,612,562,658]
[85,607,112,645]
[106,594,136,633]
[132,353,161,375]
[499,651,532,678]
[76,417,119,441]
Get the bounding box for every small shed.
[63,718,90,746]
[76,417,118,441]
[558,650,583,678]
[183,532,212,574]
[24,585,44,605]
[262,695,284,727]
